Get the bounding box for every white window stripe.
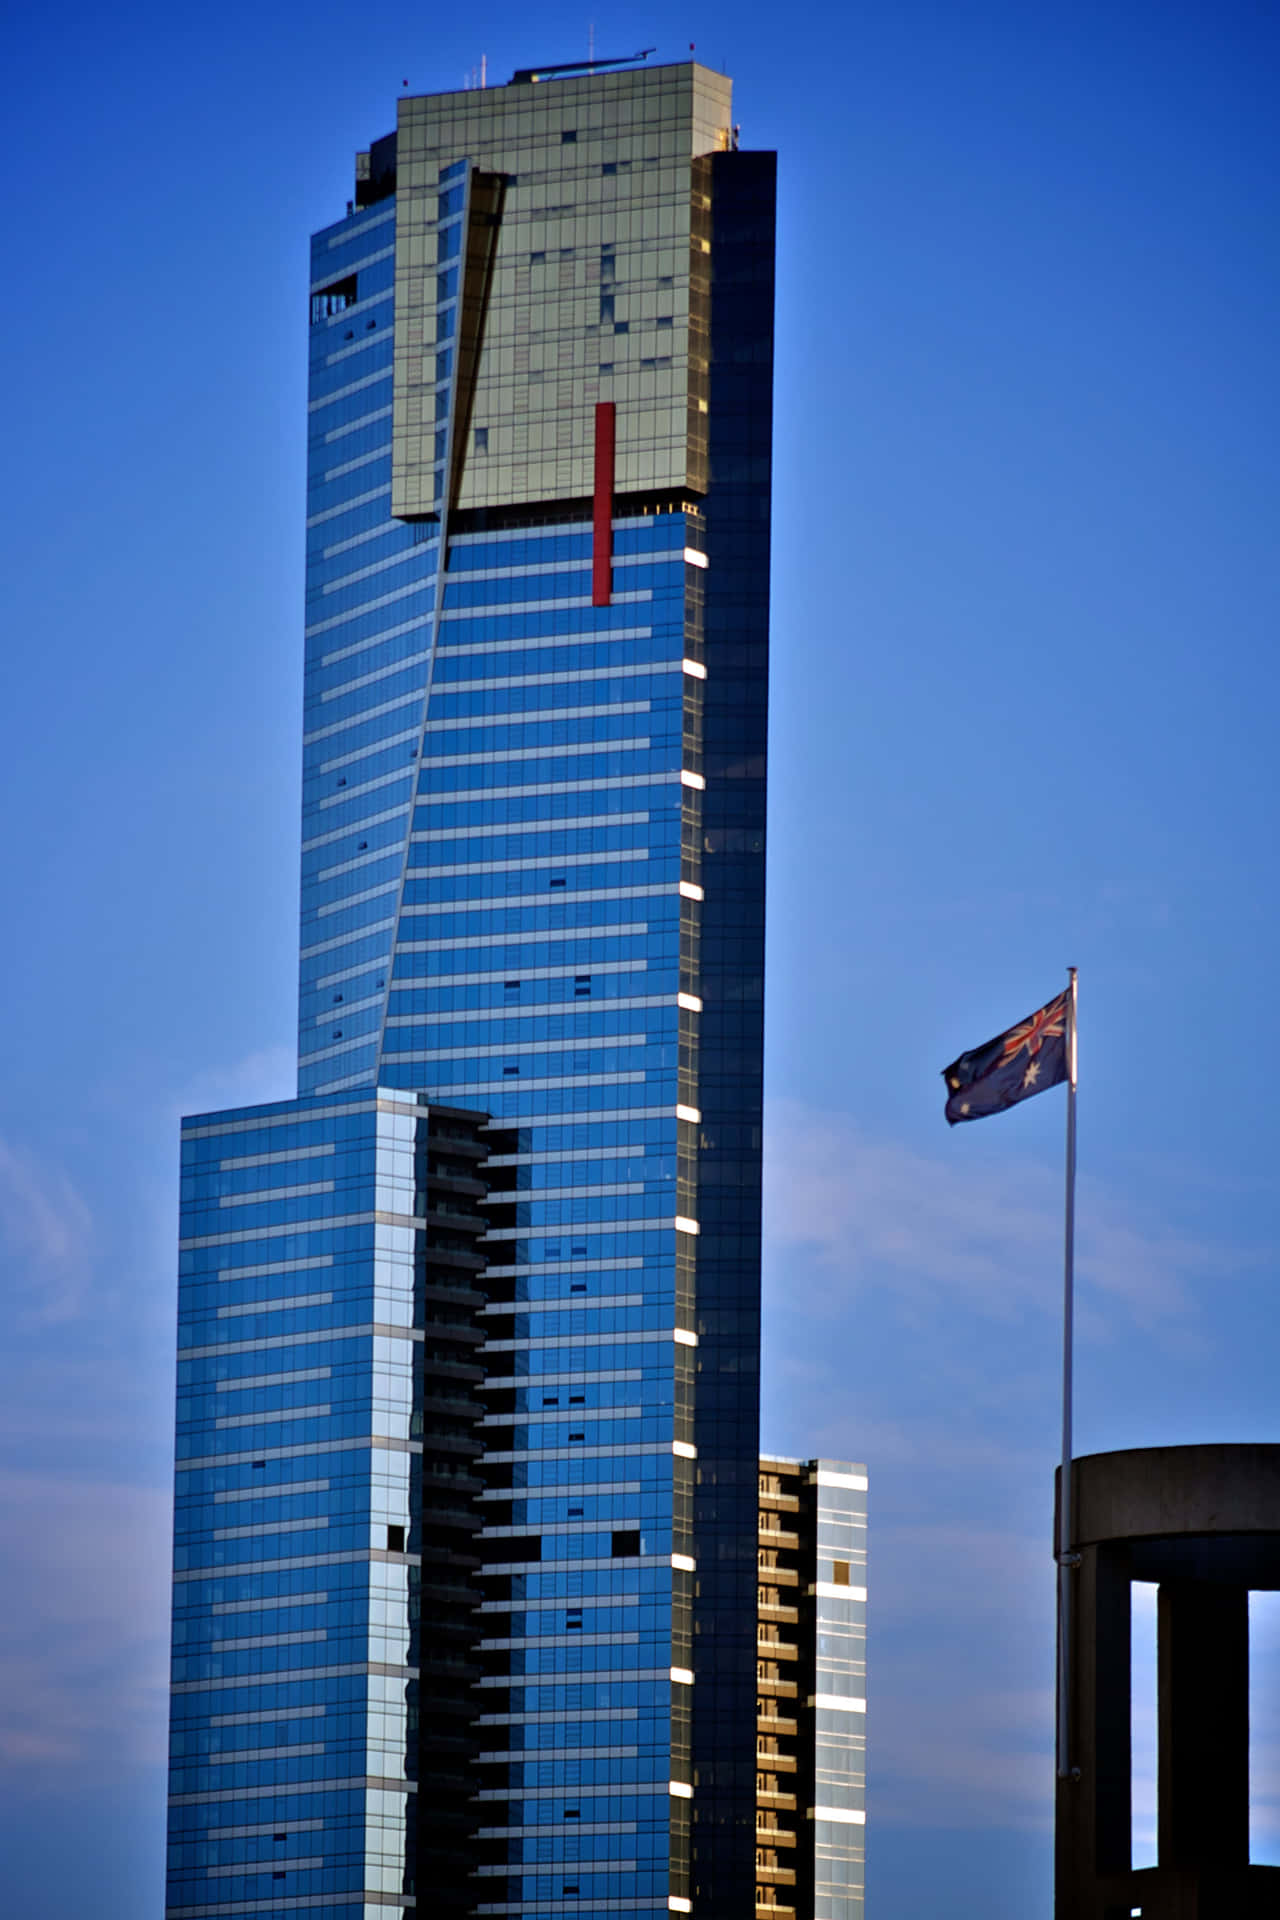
[314,878,400,917]
[382,1033,646,1062]
[219,1145,334,1172]
[323,402,393,446]
[317,728,417,774]
[217,1293,334,1319]
[209,1593,327,1616]
[218,1181,335,1208]
[212,1479,329,1504]
[317,649,430,703]
[440,588,651,620]
[213,1516,330,1541]
[406,847,648,880]
[384,990,674,1027]
[216,1255,335,1281]
[321,443,390,483]
[393,960,645,989]
[324,206,394,248]
[305,579,433,640]
[435,624,652,659]
[422,698,649,734]
[305,694,420,745]
[393,919,647,954]
[317,610,433,668]
[410,736,652,771]
[813,1580,868,1602]
[215,1367,331,1393]
[320,544,427,597]
[310,241,393,290]
[811,1806,866,1826]
[302,802,408,853]
[434,661,680,696]
[307,482,390,528]
[413,811,649,843]
[308,366,391,414]
[215,1406,332,1429]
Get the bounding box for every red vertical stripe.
[592,401,616,607]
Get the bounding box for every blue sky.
[3,0,1279,1911]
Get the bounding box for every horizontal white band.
[814,1581,867,1602]
[815,1470,868,1491]
[811,1805,866,1825]
[811,1694,866,1714]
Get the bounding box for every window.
[310,274,357,325]
[386,1524,405,1552]
[474,427,489,452]
[612,1528,641,1557]
[561,129,577,143]
[832,1560,851,1586]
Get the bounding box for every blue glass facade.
[168,1091,491,1917]
[169,59,774,1920]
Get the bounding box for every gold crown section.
[390,63,733,518]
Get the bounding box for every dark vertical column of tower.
[690,147,777,1912]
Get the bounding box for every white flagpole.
[1056,966,1079,1779]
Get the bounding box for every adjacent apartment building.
[167,54,778,1920]
[756,1457,868,1920]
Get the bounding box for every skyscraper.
[167,54,774,1920]
[755,1457,869,1920]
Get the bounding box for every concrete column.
[1157,1581,1249,1871]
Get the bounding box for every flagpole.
[1057,966,1079,1780]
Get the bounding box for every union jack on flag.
[941,988,1070,1125]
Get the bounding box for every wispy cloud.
[0,1139,95,1326]
[171,1042,295,1124]
[763,1097,1246,1337]
[0,1470,171,1781]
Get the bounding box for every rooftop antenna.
[588,22,595,63]
[511,47,655,84]
[481,53,487,87]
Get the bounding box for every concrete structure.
[1055,1443,1280,1918]
[756,1457,868,1920]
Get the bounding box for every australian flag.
[941,988,1070,1125]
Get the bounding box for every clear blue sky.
[3,0,1279,1911]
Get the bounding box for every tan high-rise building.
[756,1457,868,1919]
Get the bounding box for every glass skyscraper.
[167,56,775,1920]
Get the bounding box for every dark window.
[832,1559,851,1586]
[474,427,489,452]
[561,129,577,143]
[386,1524,405,1553]
[611,1529,641,1557]
[310,274,358,325]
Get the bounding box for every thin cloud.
[0,1471,171,1781]
[763,1097,1245,1336]
[171,1042,295,1124]
[0,1139,95,1326]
